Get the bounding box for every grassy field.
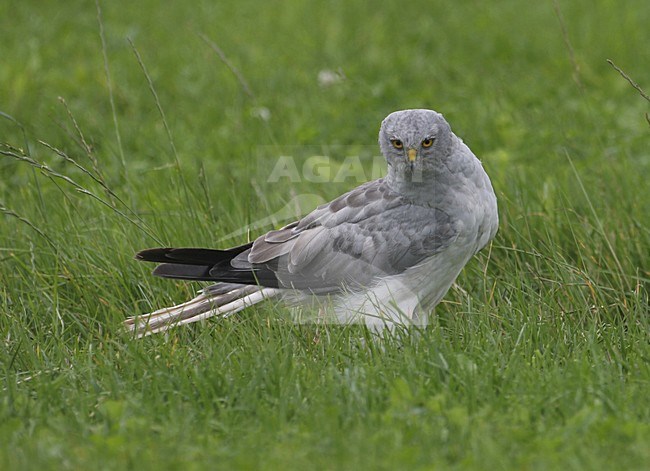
[1,0,649,469]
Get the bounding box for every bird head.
[378,109,454,181]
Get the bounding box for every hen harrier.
[126,109,498,336]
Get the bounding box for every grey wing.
[232,179,459,293]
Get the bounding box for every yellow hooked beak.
[407,148,417,162]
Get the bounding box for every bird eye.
[391,139,403,149]
[421,138,434,148]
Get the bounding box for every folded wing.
[137,179,458,294]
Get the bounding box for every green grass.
[1,0,649,469]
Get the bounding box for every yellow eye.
[422,138,434,148]
[391,139,403,149]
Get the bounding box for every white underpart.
[332,238,475,330]
[126,229,488,337]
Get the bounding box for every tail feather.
[125,284,281,337]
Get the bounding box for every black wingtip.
[152,263,213,280]
[135,248,173,263]
[135,245,279,287]
[134,244,254,265]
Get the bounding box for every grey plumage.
[127,109,498,336]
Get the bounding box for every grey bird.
[126,109,498,336]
